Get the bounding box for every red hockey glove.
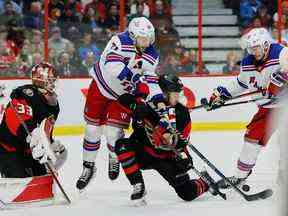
[267,71,288,98]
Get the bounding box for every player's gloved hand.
[175,151,194,172]
[204,86,232,111]
[29,127,56,164]
[267,71,288,99]
[152,119,179,150]
[134,82,150,101]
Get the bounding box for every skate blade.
[131,198,147,207]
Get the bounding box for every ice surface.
[1,131,282,216]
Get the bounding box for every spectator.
[0,1,22,26]
[6,26,25,56]
[65,25,82,47]
[273,1,288,27]
[66,42,81,67]
[181,49,197,73]
[23,1,43,29]
[103,3,119,32]
[31,52,43,65]
[84,0,106,21]
[271,28,288,46]
[130,0,149,17]
[150,0,171,18]
[0,0,22,14]
[239,0,262,27]
[16,53,30,77]
[127,2,147,23]
[161,53,179,75]
[78,32,101,62]
[48,26,72,61]
[82,7,104,33]
[257,5,271,28]
[58,0,82,27]
[156,19,179,54]
[222,51,240,74]
[56,52,78,77]
[150,0,172,35]
[78,51,95,76]
[30,30,44,55]
[0,38,16,75]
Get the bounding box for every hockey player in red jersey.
[204,28,288,188]
[76,17,167,191]
[0,62,67,203]
[115,74,220,205]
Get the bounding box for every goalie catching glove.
[203,86,232,111]
[29,118,57,164]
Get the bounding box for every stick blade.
[245,189,273,201]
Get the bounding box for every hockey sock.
[236,140,262,178]
[194,178,209,197]
[117,150,142,185]
[83,139,100,162]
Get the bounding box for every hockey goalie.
[0,62,67,207]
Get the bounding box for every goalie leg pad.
[0,175,54,204]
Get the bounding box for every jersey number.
[17,103,32,116]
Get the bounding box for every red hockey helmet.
[31,62,58,94]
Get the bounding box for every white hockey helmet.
[239,28,273,58]
[128,17,155,45]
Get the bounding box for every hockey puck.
[242,184,250,192]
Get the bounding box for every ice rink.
[2,131,282,216]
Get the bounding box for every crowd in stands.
[0,0,189,77]
[0,0,285,78]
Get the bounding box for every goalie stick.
[9,101,71,204]
[188,143,273,201]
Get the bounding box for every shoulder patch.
[22,88,34,97]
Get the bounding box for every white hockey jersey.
[226,43,288,108]
[89,31,163,101]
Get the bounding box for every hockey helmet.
[128,17,155,45]
[239,28,273,59]
[31,62,58,94]
[158,74,183,93]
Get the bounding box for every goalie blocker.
[0,62,67,205]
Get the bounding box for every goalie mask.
[31,62,58,94]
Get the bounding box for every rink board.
[0,77,258,135]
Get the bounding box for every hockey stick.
[0,199,6,209]
[187,143,273,201]
[171,149,227,200]
[9,101,71,204]
[190,90,263,111]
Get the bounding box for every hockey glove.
[175,151,194,173]
[152,119,178,151]
[204,86,232,111]
[267,71,288,98]
[29,119,56,164]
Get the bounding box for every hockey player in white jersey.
[204,28,288,188]
[76,17,167,191]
